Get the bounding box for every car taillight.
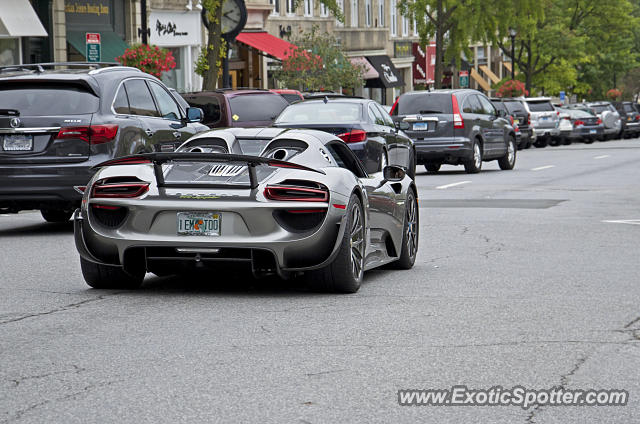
[264,184,329,202]
[390,97,399,115]
[635,115,640,121]
[596,118,602,125]
[557,111,560,116]
[527,113,531,125]
[336,129,367,143]
[451,94,464,129]
[573,120,585,127]
[510,115,514,126]
[56,125,118,145]
[91,179,149,198]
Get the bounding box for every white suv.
[524,97,560,147]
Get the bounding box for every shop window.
[148,82,181,121]
[113,85,130,114]
[0,39,20,66]
[124,79,159,117]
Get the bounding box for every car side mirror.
[499,109,507,118]
[383,165,406,182]
[186,107,204,123]
[395,121,410,131]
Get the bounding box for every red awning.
[235,32,297,61]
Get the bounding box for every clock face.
[221,0,244,35]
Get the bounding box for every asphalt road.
[1,139,639,423]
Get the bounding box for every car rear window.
[623,103,635,113]
[526,101,555,112]
[275,102,362,123]
[280,93,303,104]
[0,83,99,116]
[504,101,526,114]
[185,95,222,125]
[229,94,288,122]
[568,109,594,118]
[590,104,610,114]
[395,93,453,115]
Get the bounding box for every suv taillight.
[596,118,602,125]
[451,95,464,129]
[527,113,531,125]
[390,97,399,115]
[56,125,118,145]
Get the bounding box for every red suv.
[182,89,289,128]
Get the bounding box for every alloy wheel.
[350,205,364,280]
[405,193,418,260]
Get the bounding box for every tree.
[273,27,365,91]
[196,0,344,90]
[400,0,503,89]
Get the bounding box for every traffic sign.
[86,33,101,62]
[459,70,469,88]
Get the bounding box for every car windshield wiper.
[0,109,19,116]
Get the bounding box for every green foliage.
[273,27,364,91]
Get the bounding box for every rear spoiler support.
[94,152,324,190]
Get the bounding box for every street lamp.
[509,27,517,80]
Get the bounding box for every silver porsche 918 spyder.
[73,128,419,293]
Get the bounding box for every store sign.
[149,12,201,46]
[394,41,412,58]
[65,0,116,29]
[412,42,435,85]
[459,70,469,88]
[86,33,101,62]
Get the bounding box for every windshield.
[0,83,99,116]
[527,101,555,112]
[228,94,288,123]
[395,93,453,115]
[276,102,363,123]
[504,101,526,114]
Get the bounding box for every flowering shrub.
[116,44,176,78]
[606,89,622,101]
[496,79,529,97]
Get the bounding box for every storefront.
[149,10,202,93]
[65,0,128,62]
[235,31,298,89]
[364,55,404,105]
[0,0,48,66]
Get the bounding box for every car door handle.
[173,131,182,139]
[145,129,154,137]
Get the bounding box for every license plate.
[177,212,221,236]
[413,122,429,131]
[3,134,33,151]
[540,116,549,121]
[514,119,520,124]
[590,129,597,134]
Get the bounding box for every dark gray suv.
[391,89,517,173]
[0,63,207,221]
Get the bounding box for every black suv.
[612,101,640,138]
[0,63,207,221]
[391,89,517,173]
[491,97,534,149]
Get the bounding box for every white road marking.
[436,181,471,190]
[603,219,640,226]
[531,165,555,171]
[594,155,610,159]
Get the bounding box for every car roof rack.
[0,62,130,75]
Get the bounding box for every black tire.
[390,189,418,270]
[562,137,572,145]
[584,138,595,144]
[41,209,72,223]
[307,194,364,293]
[524,139,532,149]
[498,136,517,170]
[80,257,144,289]
[424,163,441,173]
[407,150,416,179]
[464,139,482,174]
[534,137,548,148]
[548,137,560,147]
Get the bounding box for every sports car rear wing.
[93,152,325,190]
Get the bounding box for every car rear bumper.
[0,160,97,211]
[532,127,560,138]
[413,137,473,164]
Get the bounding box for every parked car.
[491,97,535,149]
[490,99,522,148]
[74,128,419,293]
[182,89,289,129]
[523,97,560,147]
[557,108,603,144]
[583,102,621,140]
[557,108,573,144]
[390,89,517,174]
[611,101,640,138]
[0,63,206,221]
[270,89,304,104]
[273,97,416,177]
